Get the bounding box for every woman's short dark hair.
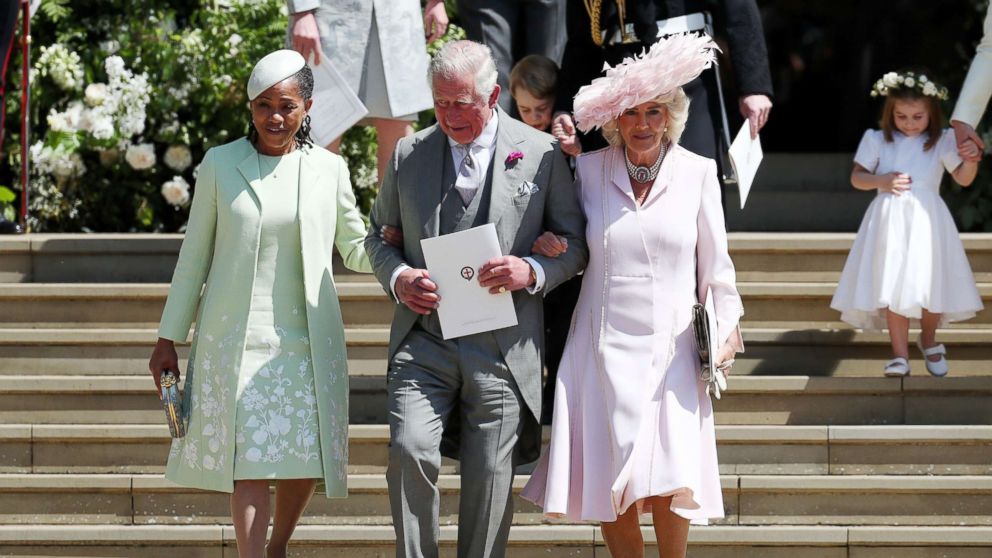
[248,65,315,149]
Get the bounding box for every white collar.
[448,109,499,150]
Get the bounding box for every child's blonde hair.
[509,55,558,100]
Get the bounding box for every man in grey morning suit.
[364,40,587,558]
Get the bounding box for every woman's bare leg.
[601,504,645,558]
[886,309,911,359]
[265,478,319,558]
[648,496,690,558]
[231,479,271,558]
[372,118,414,182]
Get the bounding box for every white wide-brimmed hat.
[247,49,306,101]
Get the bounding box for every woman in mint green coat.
[148,50,372,556]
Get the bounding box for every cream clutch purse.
[160,370,186,438]
[691,287,730,399]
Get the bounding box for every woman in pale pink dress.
[521,35,744,558]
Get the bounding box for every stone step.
[4,233,991,283]
[2,327,992,377]
[0,282,390,328]
[1,375,990,426]
[2,424,989,476]
[3,282,991,328]
[1,473,990,527]
[6,525,991,558]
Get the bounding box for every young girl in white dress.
[831,70,984,377]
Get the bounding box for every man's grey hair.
[428,40,499,100]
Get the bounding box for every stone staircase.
[1,234,991,556]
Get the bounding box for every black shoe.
[0,216,23,234]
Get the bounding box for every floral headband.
[870,70,949,101]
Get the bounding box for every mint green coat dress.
[158,137,372,497]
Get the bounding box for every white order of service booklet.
[420,223,518,339]
[307,53,368,147]
[727,122,764,209]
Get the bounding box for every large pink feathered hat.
[573,33,719,133]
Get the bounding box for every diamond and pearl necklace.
[624,141,668,183]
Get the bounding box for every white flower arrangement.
[35,44,84,91]
[125,143,156,170]
[161,176,191,207]
[84,83,109,107]
[30,141,86,182]
[46,102,84,134]
[83,111,116,141]
[871,70,949,100]
[164,145,193,172]
[227,33,243,57]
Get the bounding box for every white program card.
[420,223,518,339]
[307,54,368,147]
[728,122,763,209]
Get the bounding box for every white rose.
[161,175,191,207]
[65,102,84,126]
[164,145,193,172]
[125,142,156,170]
[84,83,108,107]
[904,77,915,87]
[922,82,938,97]
[919,75,928,83]
[882,72,900,88]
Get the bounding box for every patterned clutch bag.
[160,370,186,438]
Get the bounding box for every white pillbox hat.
[247,49,306,101]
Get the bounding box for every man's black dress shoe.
[0,216,23,234]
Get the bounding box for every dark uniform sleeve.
[720,0,774,98]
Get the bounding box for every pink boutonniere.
[505,151,524,168]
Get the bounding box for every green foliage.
[0,186,15,221]
[8,0,463,232]
[38,0,71,23]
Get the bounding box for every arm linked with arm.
[334,156,373,273]
[527,146,588,293]
[364,146,409,300]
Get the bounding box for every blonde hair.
[509,55,558,100]
[601,88,690,147]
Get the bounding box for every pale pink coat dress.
[521,144,744,524]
